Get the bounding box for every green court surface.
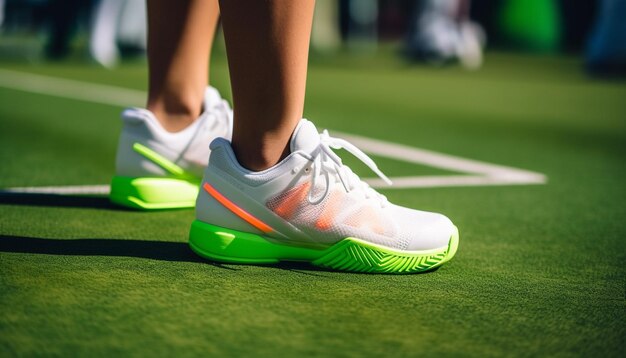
[1,53,625,356]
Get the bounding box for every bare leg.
[219,0,316,171]
[146,0,220,132]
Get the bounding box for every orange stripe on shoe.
[315,189,343,231]
[202,182,274,234]
[269,182,310,220]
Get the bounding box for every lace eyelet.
[304,167,311,173]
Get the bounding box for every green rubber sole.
[110,176,200,210]
[189,220,459,274]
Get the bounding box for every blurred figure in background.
[43,0,145,66]
[0,0,5,28]
[586,0,626,77]
[340,0,379,52]
[405,0,485,69]
[90,0,146,68]
[44,0,89,60]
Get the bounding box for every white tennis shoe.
[190,118,459,273]
[110,87,232,209]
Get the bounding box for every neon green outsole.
[189,220,459,274]
[110,176,200,210]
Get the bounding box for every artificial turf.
[1,51,625,356]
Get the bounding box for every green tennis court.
[1,52,624,356]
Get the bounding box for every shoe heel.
[110,176,200,210]
[189,220,323,264]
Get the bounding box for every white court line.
[1,185,111,195]
[0,69,145,107]
[0,68,546,193]
[334,131,546,188]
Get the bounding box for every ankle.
[149,109,198,133]
[147,91,203,133]
[232,141,290,171]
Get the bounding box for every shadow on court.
[0,235,339,275]
[0,191,122,210]
[0,234,439,276]
[0,234,212,263]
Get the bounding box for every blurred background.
[0,0,624,75]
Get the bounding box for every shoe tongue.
[290,119,320,153]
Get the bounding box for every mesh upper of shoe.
[266,182,454,250]
[207,119,454,251]
[265,182,429,250]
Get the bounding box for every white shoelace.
[307,129,392,206]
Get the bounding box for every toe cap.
[404,211,456,251]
